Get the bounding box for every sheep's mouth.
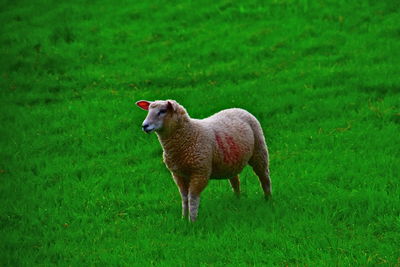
[143,128,155,134]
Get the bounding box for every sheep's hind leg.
[229,175,240,197]
[173,174,189,218]
[188,176,208,222]
[249,153,272,199]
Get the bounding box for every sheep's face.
[136,100,178,134]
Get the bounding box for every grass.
[1,0,399,265]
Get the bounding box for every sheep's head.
[136,100,186,134]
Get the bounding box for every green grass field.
[1,0,399,265]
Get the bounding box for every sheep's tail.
[247,115,268,156]
[248,115,272,196]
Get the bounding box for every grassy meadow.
[1,0,400,265]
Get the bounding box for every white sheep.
[136,100,271,221]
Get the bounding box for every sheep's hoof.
[264,193,272,201]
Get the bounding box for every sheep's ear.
[167,101,176,112]
[136,100,151,111]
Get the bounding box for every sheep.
[136,99,271,221]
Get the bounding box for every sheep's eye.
[158,109,167,116]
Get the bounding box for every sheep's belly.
[210,161,248,180]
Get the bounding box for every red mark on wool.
[215,133,225,152]
[215,132,242,164]
[225,135,240,163]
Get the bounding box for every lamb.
[136,99,271,221]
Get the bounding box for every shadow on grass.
[165,194,278,235]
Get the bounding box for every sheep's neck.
[157,119,197,156]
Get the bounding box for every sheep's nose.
[142,124,151,133]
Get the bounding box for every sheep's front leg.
[188,176,208,222]
[173,174,189,218]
